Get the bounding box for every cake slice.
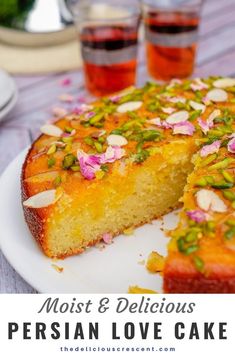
[164,142,235,293]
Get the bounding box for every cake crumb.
[51,264,64,273]
[138,259,145,266]
[146,251,165,274]
[128,285,157,294]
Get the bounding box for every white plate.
[0,88,18,123]
[0,148,179,293]
[0,69,16,109]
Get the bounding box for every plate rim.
[0,80,18,122]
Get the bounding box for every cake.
[21,77,235,293]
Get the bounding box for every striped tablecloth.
[1,0,235,293]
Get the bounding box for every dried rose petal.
[228,137,235,153]
[172,121,195,136]
[167,78,182,88]
[187,210,207,223]
[102,233,113,244]
[77,146,125,180]
[148,118,172,129]
[100,146,125,164]
[197,118,210,135]
[109,95,121,103]
[191,78,209,91]
[61,129,76,138]
[197,109,220,135]
[60,78,72,86]
[52,106,68,117]
[72,104,92,115]
[77,150,101,180]
[200,140,221,157]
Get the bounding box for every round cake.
[21,77,235,293]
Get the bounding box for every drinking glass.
[141,0,203,81]
[69,0,141,96]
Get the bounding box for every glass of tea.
[141,0,203,81]
[69,0,141,96]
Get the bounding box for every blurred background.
[0,0,235,293]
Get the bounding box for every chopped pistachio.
[185,230,198,243]
[177,237,185,253]
[189,110,202,121]
[205,176,215,184]
[225,227,235,240]
[208,158,233,170]
[64,143,72,153]
[64,126,73,133]
[195,177,207,187]
[193,256,204,272]
[184,244,199,255]
[140,129,162,142]
[127,111,139,119]
[134,149,150,163]
[84,136,94,146]
[48,157,56,168]
[47,144,57,155]
[94,141,103,153]
[221,170,234,183]
[70,165,80,171]
[62,154,76,169]
[62,136,73,144]
[206,221,216,232]
[226,219,235,227]
[54,175,62,187]
[210,181,233,189]
[89,112,105,126]
[200,153,217,167]
[100,164,109,172]
[222,190,235,201]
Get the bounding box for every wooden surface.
[1,0,235,293]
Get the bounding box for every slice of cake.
[21,77,235,292]
[164,137,235,293]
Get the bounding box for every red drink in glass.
[80,24,139,96]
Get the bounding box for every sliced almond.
[23,189,61,208]
[166,110,189,124]
[107,134,128,146]
[206,88,228,102]
[161,107,175,114]
[40,124,63,137]
[213,78,235,89]
[196,189,227,213]
[189,100,206,113]
[207,109,221,124]
[25,171,59,183]
[116,101,142,113]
